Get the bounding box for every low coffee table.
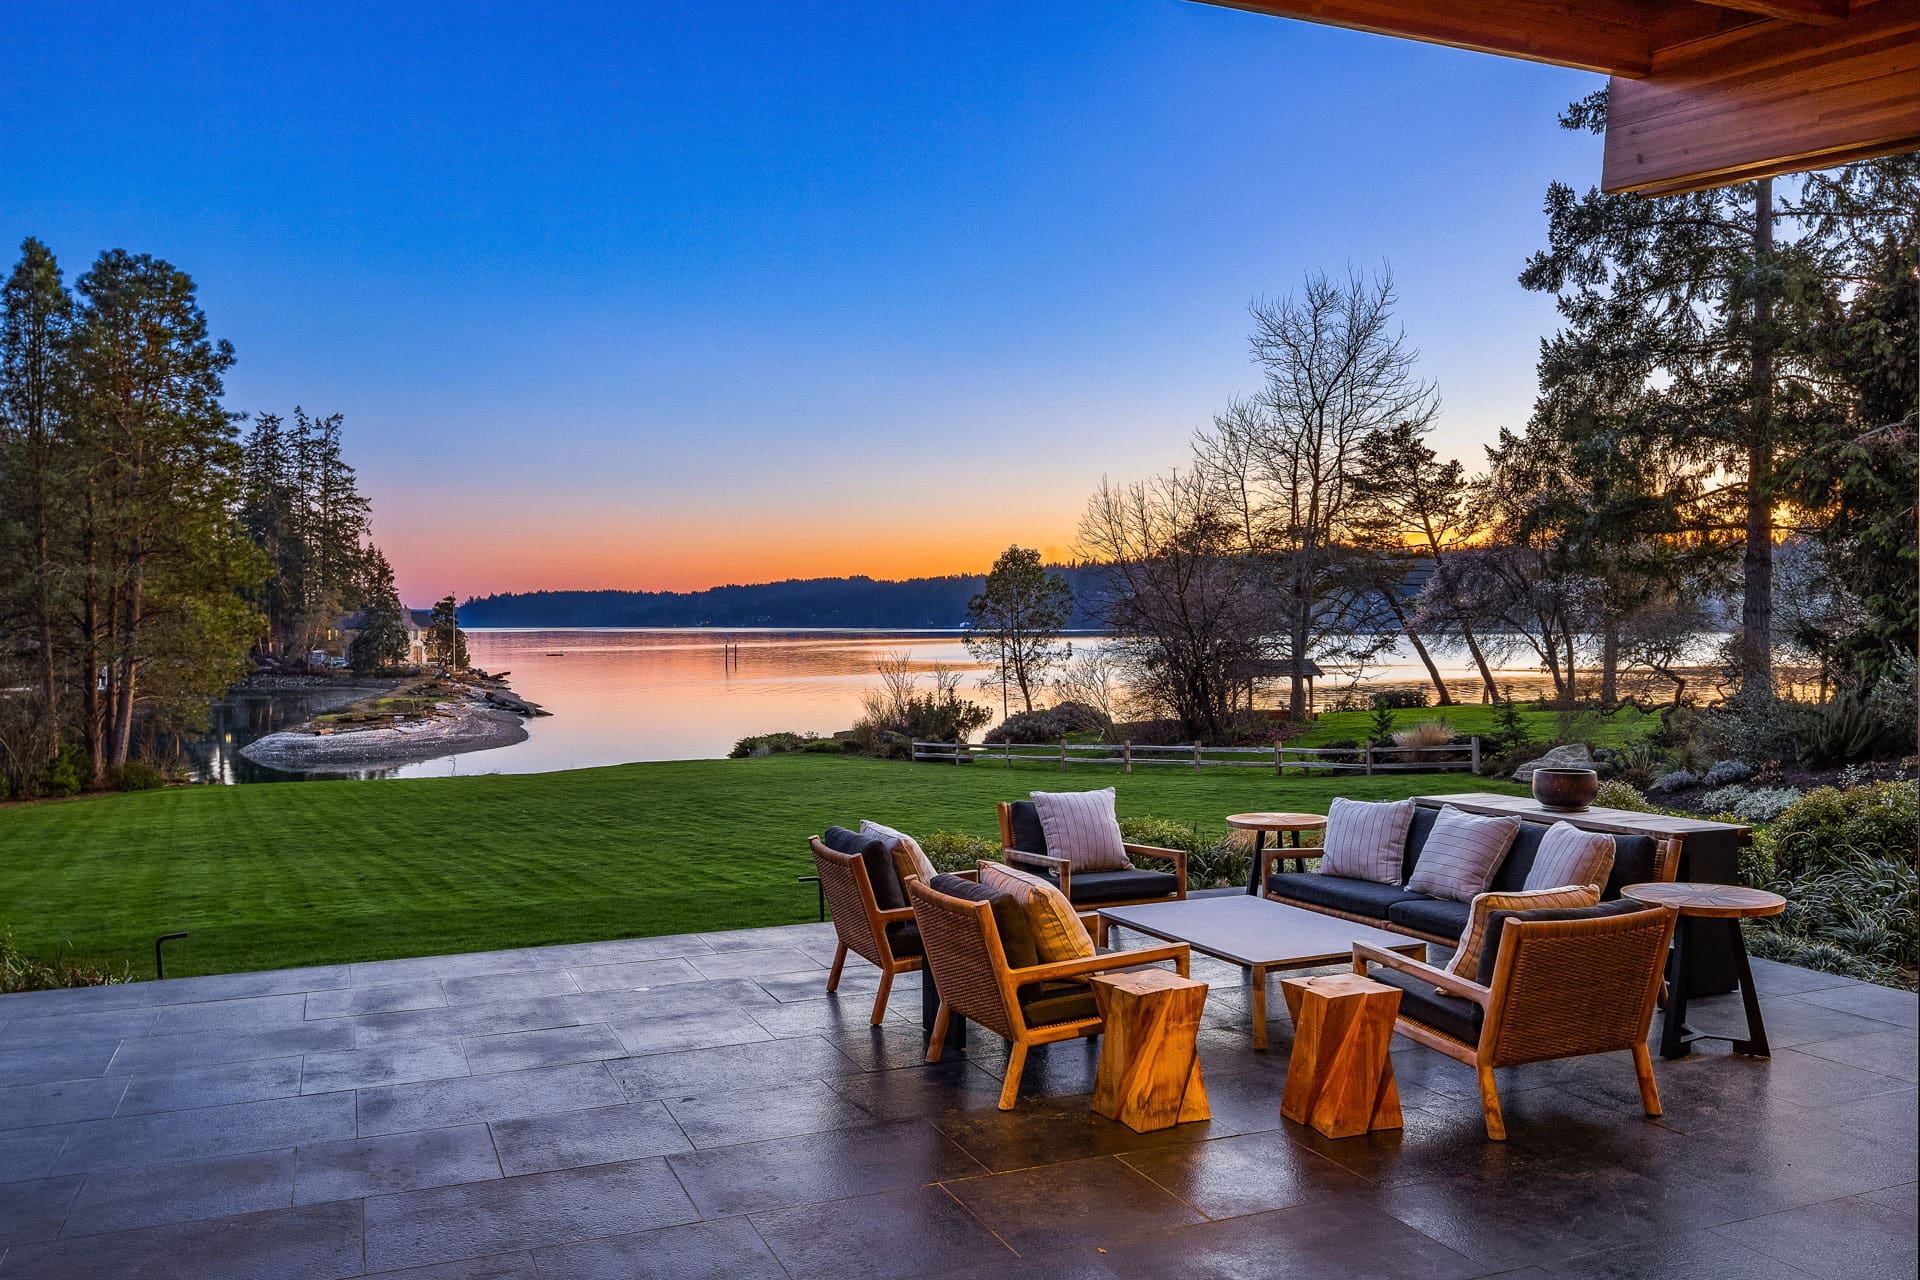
[1097,896,1427,1049]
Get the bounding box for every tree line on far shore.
[0,238,407,795]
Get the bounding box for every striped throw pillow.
[1029,788,1132,873]
[980,860,1095,963]
[1405,806,1521,902]
[1317,797,1416,885]
[1448,883,1601,980]
[1524,823,1616,893]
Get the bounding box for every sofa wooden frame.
[1352,903,1677,1140]
[908,872,1190,1111]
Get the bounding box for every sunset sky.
[1,1,1603,604]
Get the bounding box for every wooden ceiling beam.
[1199,1,1657,76]
[1693,0,1849,24]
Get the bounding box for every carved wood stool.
[1089,969,1210,1133]
[1280,973,1403,1139]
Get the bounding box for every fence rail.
[911,737,1480,775]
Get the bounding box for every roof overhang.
[1199,0,1920,193]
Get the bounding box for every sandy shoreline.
[239,697,530,771]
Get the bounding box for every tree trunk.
[1600,613,1620,708]
[1429,544,1499,702]
[1739,177,1776,701]
[1562,631,1578,708]
[1382,582,1451,704]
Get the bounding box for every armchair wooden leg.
[927,1003,951,1064]
[1476,1065,1507,1141]
[870,970,894,1026]
[826,943,847,993]
[1094,915,1109,948]
[998,1042,1029,1111]
[1632,1042,1662,1118]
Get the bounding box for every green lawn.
[0,755,1521,980]
[1290,704,1657,749]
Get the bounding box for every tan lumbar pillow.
[980,860,1094,963]
[1448,883,1602,982]
[862,819,936,886]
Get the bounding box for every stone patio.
[0,919,1913,1279]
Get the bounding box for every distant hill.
[459,569,1110,630]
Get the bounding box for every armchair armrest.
[1257,844,1285,894]
[875,906,917,925]
[1014,941,1191,985]
[1003,847,1071,897]
[1352,941,1490,1006]
[1123,842,1188,894]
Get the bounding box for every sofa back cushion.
[1604,835,1661,899]
[927,873,1039,970]
[1400,805,1441,883]
[1005,801,1050,857]
[1524,824,1616,893]
[1475,897,1651,986]
[1406,807,1521,902]
[1485,822,1548,893]
[863,819,936,886]
[1029,788,1132,872]
[824,825,907,911]
[1318,797,1416,885]
[980,861,1095,963]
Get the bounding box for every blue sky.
[0,0,1604,601]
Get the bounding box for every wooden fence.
[911,738,1480,776]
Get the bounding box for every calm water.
[186,627,1583,783]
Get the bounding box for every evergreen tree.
[428,594,468,671]
[348,550,410,675]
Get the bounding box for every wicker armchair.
[808,833,922,1024]
[908,873,1190,1110]
[1353,900,1676,1140]
[996,801,1187,943]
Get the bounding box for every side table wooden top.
[1622,881,1786,918]
[1226,812,1327,832]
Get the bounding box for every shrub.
[1368,705,1396,747]
[919,830,1002,875]
[1747,844,1918,988]
[1594,780,1650,812]
[1392,719,1454,749]
[1120,817,1249,891]
[1649,770,1698,793]
[1,928,129,993]
[38,743,88,798]
[1756,780,1918,882]
[983,701,1112,745]
[1702,759,1752,787]
[1482,702,1533,760]
[1698,784,1803,824]
[107,761,166,792]
[1370,689,1428,710]
[729,732,815,758]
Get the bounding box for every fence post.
[1191,742,1201,772]
[1123,741,1132,774]
[1470,737,1480,774]
[954,739,962,766]
[1005,738,1011,768]
[1274,743,1282,777]
[1060,740,1068,771]
[1364,744,1374,777]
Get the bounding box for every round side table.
[1623,882,1785,1060]
[1229,812,1328,895]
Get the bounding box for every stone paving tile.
[366,1254,539,1279]
[361,1156,698,1272]
[944,1154,1207,1254]
[532,1214,789,1280]
[103,1021,355,1076]
[0,1007,157,1048]
[303,979,449,1020]
[145,992,312,1037]
[1792,1028,1919,1082]
[349,994,586,1049]
[0,1127,75,1185]
[459,1023,627,1075]
[1543,1227,1809,1279]
[608,1034,862,1101]
[0,983,159,1020]
[567,956,707,994]
[0,1041,117,1090]
[440,969,581,1006]
[1802,1085,1920,1146]
[1712,1193,1920,1280]
[53,1092,357,1174]
[300,1040,472,1094]
[698,922,836,952]
[62,1149,295,1237]
[754,965,914,1004]
[749,1182,1013,1280]
[0,1198,364,1280]
[142,965,353,1005]
[1552,1042,1896,1131]
[114,1055,304,1116]
[607,1007,773,1056]
[1795,981,1919,1028]
[351,948,557,986]
[1681,991,1901,1050]
[536,935,715,968]
[686,946,825,982]
[1745,956,1858,997]
[663,1078,877,1149]
[0,1175,82,1246]
[0,1078,129,1131]
[666,1118,984,1218]
[293,1122,502,1204]
[1119,1125,1371,1219]
[1097,1196,1483,1280]
[356,1061,628,1136]
[487,1101,691,1176]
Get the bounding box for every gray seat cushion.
[1032,867,1179,905]
[1016,979,1097,1026]
[883,919,923,958]
[1371,966,1483,1046]
[1267,872,1418,921]
[1387,895,1472,941]
[927,872,1039,969]
[824,824,907,911]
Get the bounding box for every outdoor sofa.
[1261,805,1682,947]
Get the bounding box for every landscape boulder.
[1510,743,1595,782]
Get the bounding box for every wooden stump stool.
[1089,969,1210,1133]
[1280,974,1403,1140]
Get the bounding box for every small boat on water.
[545,652,565,656]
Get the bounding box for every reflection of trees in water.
[172,690,399,784]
